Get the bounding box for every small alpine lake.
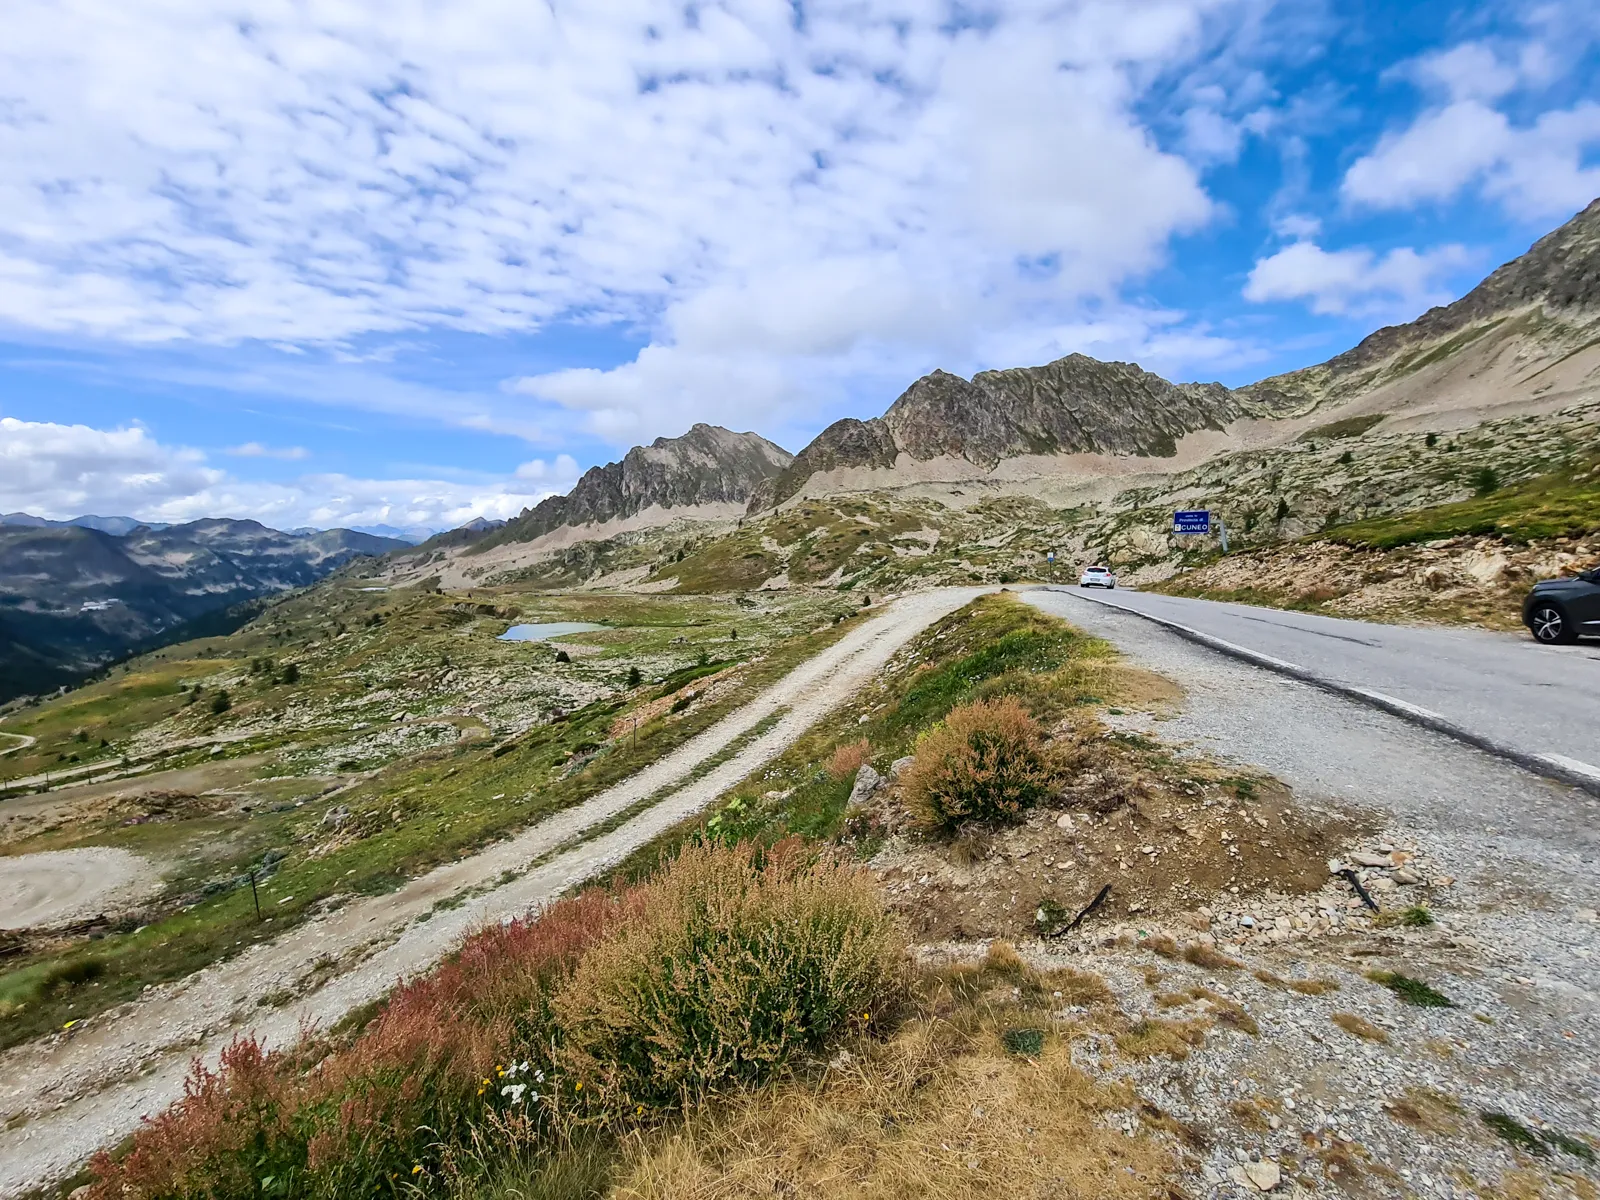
[498,621,607,642]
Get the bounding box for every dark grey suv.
[1523,567,1600,644]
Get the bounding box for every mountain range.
[386,196,1598,586]
[0,519,406,702]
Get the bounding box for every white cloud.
[0,0,1259,445]
[1343,20,1600,221]
[1243,240,1472,317]
[226,442,310,460]
[0,417,573,531]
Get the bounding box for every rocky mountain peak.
[751,352,1275,511]
[478,425,793,549]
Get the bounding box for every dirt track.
[0,848,160,931]
[0,586,990,1199]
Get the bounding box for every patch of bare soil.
[0,848,161,931]
[857,717,1368,944]
[0,786,240,850]
[1156,534,1600,631]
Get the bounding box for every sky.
[1,0,1597,535]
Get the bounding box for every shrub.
[900,698,1056,830]
[210,689,232,714]
[825,739,869,782]
[552,841,904,1115]
[1473,465,1500,496]
[88,891,630,1200]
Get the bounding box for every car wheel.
[1528,603,1576,645]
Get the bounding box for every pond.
[498,622,606,642]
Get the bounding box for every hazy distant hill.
[0,519,407,701]
[0,512,166,536]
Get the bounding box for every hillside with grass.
[0,576,859,1048]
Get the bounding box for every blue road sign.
[1173,509,1211,534]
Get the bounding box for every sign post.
[1173,509,1228,553]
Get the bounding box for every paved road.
[1028,588,1600,786]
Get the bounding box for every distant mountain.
[749,358,1296,511]
[348,523,435,543]
[753,196,1600,513]
[1238,194,1600,413]
[473,424,792,552]
[0,519,407,701]
[0,512,166,535]
[401,516,507,558]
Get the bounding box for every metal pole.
[249,869,262,921]
[1219,519,1229,554]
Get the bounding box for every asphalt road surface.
[1028,587,1600,785]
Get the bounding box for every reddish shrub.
[825,739,870,781]
[88,889,634,1200]
[900,697,1056,830]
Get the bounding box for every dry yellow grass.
[1254,969,1339,996]
[608,1016,1182,1200]
[1331,1012,1389,1043]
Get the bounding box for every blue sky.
[1,0,1597,533]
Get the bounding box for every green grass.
[1478,1111,1597,1161]
[605,594,1118,880]
[1329,453,1600,548]
[1367,969,1453,1008]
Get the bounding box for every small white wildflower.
[534,1069,545,1083]
[501,1083,527,1103]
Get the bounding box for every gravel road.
[1049,589,1600,787]
[0,732,35,757]
[0,586,990,1199]
[1022,589,1600,1197]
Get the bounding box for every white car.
[1079,565,1117,589]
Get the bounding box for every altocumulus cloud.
[0,418,578,532]
[0,0,1265,444]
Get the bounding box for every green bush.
[900,698,1057,830]
[552,841,904,1113]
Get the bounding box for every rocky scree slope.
[1238,194,1600,412]
[472,424,792,554]
[0,520,405,702]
